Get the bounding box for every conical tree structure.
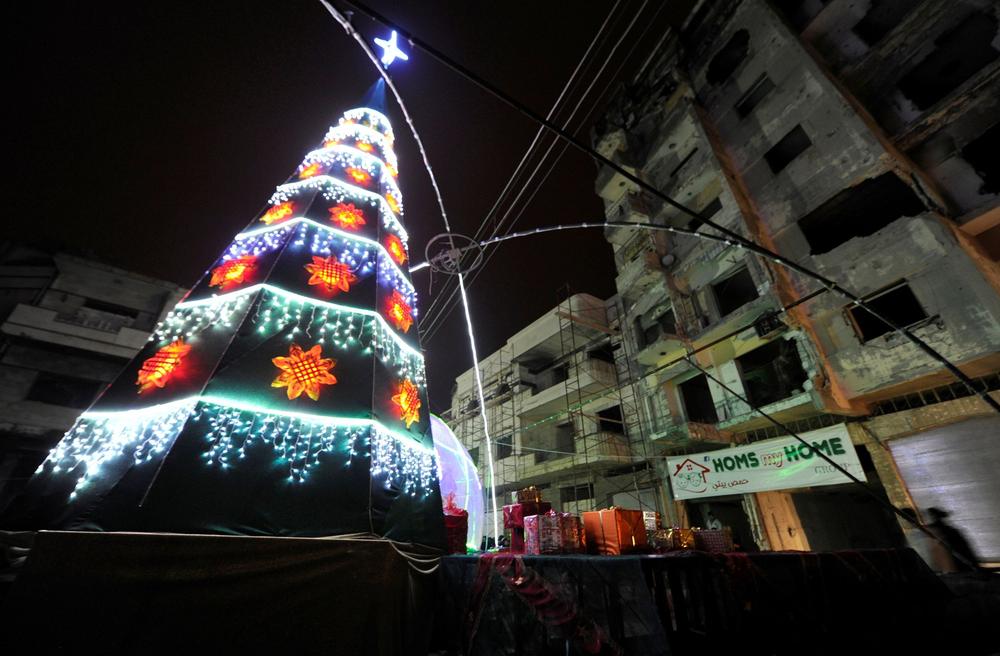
[4,97,445,547]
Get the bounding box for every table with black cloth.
[432,549,959,656]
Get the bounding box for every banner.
[667,424,864,500]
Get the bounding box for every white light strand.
[38,396,437,499]
[322,122,399,171]
[171,283,421,359]
[270,175,408,243]
[233,218,413,289]
[36,398,198,497]
[300,143,403,208]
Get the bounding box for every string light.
[37,396,437,496]
[270,176,408,243]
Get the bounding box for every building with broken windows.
[0,243,186,508]
[595,0,1000,560]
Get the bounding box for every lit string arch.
[316,0,503,548]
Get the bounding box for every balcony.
[604,192,657,244]
[614,251,663,298]
[716,390,820,432]
[648,420,736,445]
[635,330,687,367]
[518,358,618,418]
[519,431,633,481]
[2,303,151,358]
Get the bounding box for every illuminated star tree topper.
[374,30,409,68]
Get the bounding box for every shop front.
[667,424,904,551]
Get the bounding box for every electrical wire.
[419,1,633,338]
[341,0,1000,414]
[420,2,663,342]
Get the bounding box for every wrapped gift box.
[506,527,525,554]
[642,511,661,532]
[582,508,648,555]
[442,493,469,555]
[516,486,543,503]
[649,527,696,552]
[524,511,562,555]
[559,512,584,553]
[694,527,734,553]
[503,501,551,529]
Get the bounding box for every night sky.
[8,1,686,411]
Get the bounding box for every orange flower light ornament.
[271,344,337,401]
[305,255,356,294]
[385,234,407,265]
[136,339,192,392]
[345,167,370,185]
[392,379,422,428]
[209,255,256,289]
[385,290,414,333]
[260,201,295,225]
[328,202,366,231]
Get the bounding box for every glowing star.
[261,201,295,225]
[374,30,409,68]
[345,167,371,185]
[385,234,408,265]
[271,343,337,401]
[385,290,414,333]
[305,255,357,294]
[299,162,323,179]
[209,255,256,289]
[136,339,192,392]
[385,192,401,214]
[392,379,422,428]
[355,141,374,153]
[328,202,366,231]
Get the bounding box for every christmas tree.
[4,84,445,547]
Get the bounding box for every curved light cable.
[317,0,501,545]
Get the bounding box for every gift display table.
[433,549,968,655]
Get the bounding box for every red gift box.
[503,501,551,529]
[442,493,468,555]
[582,508,648,555]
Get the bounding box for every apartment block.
[0,243,186,507]
[446,293,670,543]
[594,0,1000,559]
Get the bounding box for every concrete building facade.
[593,0,1000,560]
[446,293,670,544]
[0,243,186,507]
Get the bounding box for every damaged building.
[595,0,1000,558]
[0,243,186,508]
